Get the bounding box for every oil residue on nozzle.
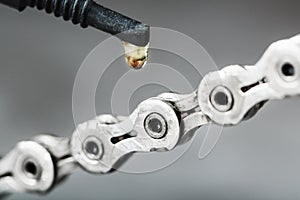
[122,41,149,69]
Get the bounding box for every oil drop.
[122,41,149,69]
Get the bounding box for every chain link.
[0,35,300,197]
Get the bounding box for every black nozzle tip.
[118,23,150,46]
[86,1,150,46]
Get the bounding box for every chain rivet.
[210,86,233,112]
[22,158,41,180]
[83,136,104,160]
[144,113,167,139]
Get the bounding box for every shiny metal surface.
[0,35,300,197]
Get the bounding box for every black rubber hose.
[0,0,150,46]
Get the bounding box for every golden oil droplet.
[122,41,149,69]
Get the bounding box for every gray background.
[1,0,300,199]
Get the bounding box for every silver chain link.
[0,35,300,197]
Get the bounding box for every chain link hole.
[281,63,295,77]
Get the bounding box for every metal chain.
[0,34,300,197]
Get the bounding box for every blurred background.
[1,0,300,199]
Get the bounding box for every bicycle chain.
[0,35,299,197]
